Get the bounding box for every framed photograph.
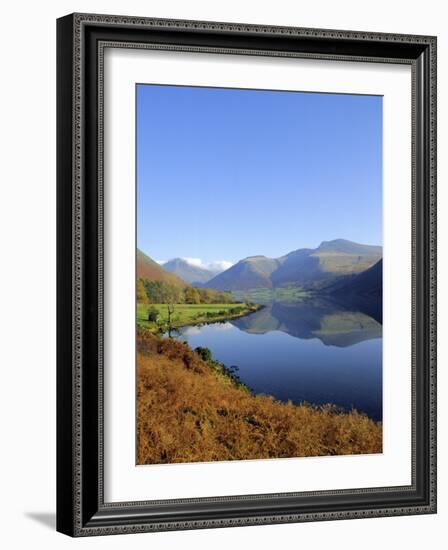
[57,13,437,536]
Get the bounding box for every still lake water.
[176,299,383,421]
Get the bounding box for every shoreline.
[138,302,264,334]
[136,328,382,464]
[169,303,264,330]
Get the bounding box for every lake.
[175,298,383,421]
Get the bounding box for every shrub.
[194,346,213,363]
[147,306,159,323]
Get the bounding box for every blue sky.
[137,84,382,268]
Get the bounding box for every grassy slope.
[137,302,262,331]
[312,251,381,275]
[137,330,382,464]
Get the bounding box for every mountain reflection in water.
[177,298,383,421]
[231,298,382,347]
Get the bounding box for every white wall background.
[0,1,445,548]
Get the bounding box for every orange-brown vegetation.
[137,249,186,287]
[137,329,382,464]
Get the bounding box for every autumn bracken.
[136,329,382,464]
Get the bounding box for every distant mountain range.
[206,239,382,291]
[136,239,382,300]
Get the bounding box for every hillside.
[206,256,280,291]
[326,259,383,298]
[137,329,382,464]
[207,240,382,292]
[311,240,381,276]
[163,258,213,285]
[272,239,382,287]
[271,248,319,287]
[316,239,382,256]
[136,249,186,287]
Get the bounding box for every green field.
[137,302,262,331]
[231,286,311,304]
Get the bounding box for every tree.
[136,278,148,303]
[166,304,176,337]
[216,291,232,303]
[198,288,213,304]
[147,306,159,323]
[142,280,184,304]
[184,286,201,304]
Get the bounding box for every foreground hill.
[163,258,214,285]
[137,329,382,464]
[137,249,186,287]
[207,239,382,291]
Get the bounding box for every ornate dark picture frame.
[57,13,437,537]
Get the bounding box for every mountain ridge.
[206,239,382,292]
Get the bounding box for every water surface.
[176,298,383,421]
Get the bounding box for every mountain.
[315,239,382,256]
[207,240,382,292]
[272,239,382,288]
[136,249,186,287]
[326,259,382,298]
[206,256,280,291]
[163,258,214,285]
[320,259,383,323]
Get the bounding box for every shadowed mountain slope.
[326,259,383,298]
[322,259,383,323]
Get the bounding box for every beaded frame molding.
[56,13,437,537]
